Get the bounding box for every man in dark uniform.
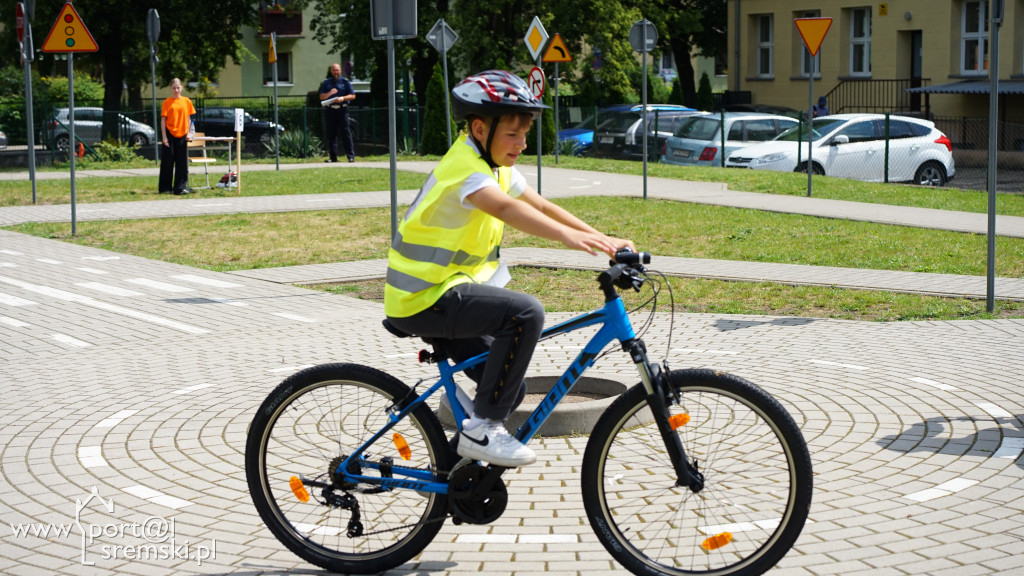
[319,62,356,162]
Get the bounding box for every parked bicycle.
[246,250,813,575]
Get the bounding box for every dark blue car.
[559,104,696,158]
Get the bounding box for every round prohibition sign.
[528,66,545,99]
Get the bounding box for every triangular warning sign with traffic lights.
[42,2,99,53]
[542,33,572,63]
[794,17,832,57]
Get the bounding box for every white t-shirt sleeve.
[459,166,528,207]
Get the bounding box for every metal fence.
[2,97,1022,193]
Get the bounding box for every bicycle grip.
[613,247,651,265]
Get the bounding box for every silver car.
[42,107,156,151]
[662,112,798,167]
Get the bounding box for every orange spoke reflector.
[668,413,691,430]
[289,476,310,503]
[393,433,412,460]
[702,532,733,552]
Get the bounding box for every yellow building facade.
[727,0,1024,121]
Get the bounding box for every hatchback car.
[592,104,697,161]
[558,112,598,156]
[724,114,955,186]
[192,107,284,149]
[42,107,155,151]
[662,112,798,167]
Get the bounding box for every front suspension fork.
[625,339,705,492]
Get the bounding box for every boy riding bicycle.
[384,70,633,468]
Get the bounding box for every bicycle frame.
[334,295,642,496]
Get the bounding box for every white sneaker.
[457,419,536,467]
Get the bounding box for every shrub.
[267,130,322,158]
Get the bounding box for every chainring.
[448,463,508,525]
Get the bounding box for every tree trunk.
[670,39,697,109]
[101,45,126,143]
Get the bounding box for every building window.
[263,52,292,84]
[756,14,773,78]
[799,10,821,78]
[850,8,872,76]
[961,0,989,74]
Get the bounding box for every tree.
[640,0,727,107]
[420,62,456,155]
[2,0,259,140]
[696,71,714,111]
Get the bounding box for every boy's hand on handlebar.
[563,231,634,258]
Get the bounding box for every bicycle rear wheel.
[246,363,452,573]
[582,369,812,576]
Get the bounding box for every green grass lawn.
[4,155,1023,321]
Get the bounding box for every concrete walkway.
[2,161,1022,301]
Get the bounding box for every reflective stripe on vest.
[384,137,511,317]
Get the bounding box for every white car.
[725,113,955,186]
[661,112,798,167]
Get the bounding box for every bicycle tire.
[246,363,452,573]
[582,368,812,576]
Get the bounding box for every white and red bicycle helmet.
[452,70,548,167]
[452,70,548,121]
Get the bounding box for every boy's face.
[472,115,532,167]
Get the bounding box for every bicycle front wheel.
[582,369,812,576]
[246,363,452,574]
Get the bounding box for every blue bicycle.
[246,251,813,575]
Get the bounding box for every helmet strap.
[469,116,501,170]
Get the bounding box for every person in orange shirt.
[159,78,197,195]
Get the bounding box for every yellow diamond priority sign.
[524,16,549,62]
[42,1,98,53]
[794,17,832,57]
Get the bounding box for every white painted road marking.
[172,274,243,288]
[52,334,91,347]
[76,282,145,297]
[909,376,959,391]
[78,446,108,468]
[0,292,36,306]
[0,316,29,327]
[808,359,868,371]
[173,383,216,395]
[0,275,209,334]
[273,312,316,323]
[994,437,1024,459]
[905,478,978,502]
[95,410,139,429]
[123,486,192,509]
[127,278,196,293]
[975,402,1013,419]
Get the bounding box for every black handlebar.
[612,247,651,266]
[598,249,651,302]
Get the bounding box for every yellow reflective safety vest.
[384,137,512,318]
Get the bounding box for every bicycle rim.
[583,369,812,576]
[246,364,450,573]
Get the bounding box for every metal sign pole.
[271,32,280,170]
[69,53,77,236]
[148,9,160,163]
[807,48,814,197]
[387,10,398,238]
[554,62,559,165]
[20,7,38,204]
[986,0,1003,312]
[441,20,451,148]
[536,54,542,195]
[641,22,648,200]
